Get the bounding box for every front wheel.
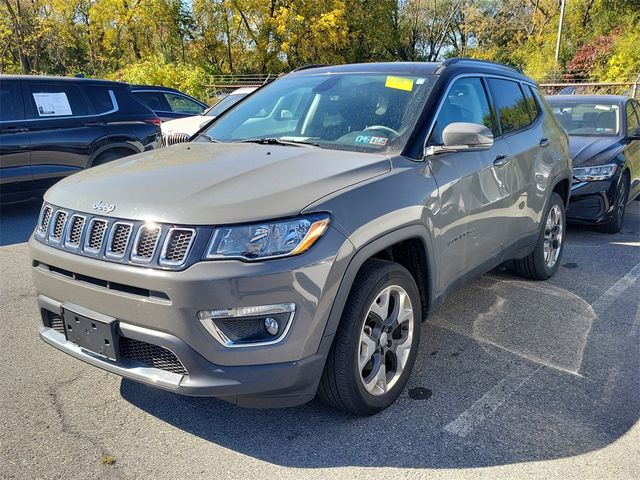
[318,259,421,415]
[513,192,565,280]
[598,172,629,234]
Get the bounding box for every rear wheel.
[598,172,629,234]
[514,192,565,280]
[318,259,421,415]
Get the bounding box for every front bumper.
[30,226,354,405]
[567,178,617,224]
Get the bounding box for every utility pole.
[555,0,567,71]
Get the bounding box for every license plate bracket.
[61,304,119,361]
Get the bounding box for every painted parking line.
[588,262,640,317]
[444,365,542,437]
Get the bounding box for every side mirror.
[426,122,494,156]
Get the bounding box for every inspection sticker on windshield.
[355,135,388,146]
[385,76,414,92]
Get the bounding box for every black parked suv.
[0,76,161,203]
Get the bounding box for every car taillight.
[144,118,162,126]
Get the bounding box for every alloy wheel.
[543,204,563,269]
[358,285,414,396]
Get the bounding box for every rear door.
[427,76,511,292]
[24,81,105,193]
[486,78,552,251]
[0,80,32,201]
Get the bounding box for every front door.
[427,76,511,295]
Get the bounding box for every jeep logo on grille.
[92,201,116,214]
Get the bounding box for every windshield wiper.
[234,137,318,147]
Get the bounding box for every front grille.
[163,132,190,146]
[86,219,108,251]
[35,204,201,270]
[51,211,67,241]
[40,205,53,234]
[67,216,85,246]
[119,337,187,375]
[161,229,194,265]
[133,225,161,261]
[108,223,132,257]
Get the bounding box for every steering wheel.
[362,125,400,137]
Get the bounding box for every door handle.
[539,138,550,148]
[493,154,511,167]
[1,126,26,133]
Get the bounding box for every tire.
[597,172,629,234]
[91,150,130,167]
[513,192,565,281]
[318,259,421,415]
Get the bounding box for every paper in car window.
[385,76,414,92]
[32,92,73,117]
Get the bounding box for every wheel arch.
[88,142,141,168]
[321,225,437,340]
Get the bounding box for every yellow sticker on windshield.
[385,76,414,92]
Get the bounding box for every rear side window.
[486,79,531,134]
[0,82,24,121]
[25,83,88,118]
[163,92,204,114]
[523,86,541,122]
[428,77,497,145]
[626,101,639,136]
[134,91,171,112]
[84,86,117,114]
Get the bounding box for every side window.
[428,77,497,145]
[523,86,541,122]
[0,82,24,122]
[84,86,117,114]
[134,91,171,112]
[626,101,639,136]
[26,83,88,118]
[486,79,531,134]
[163,93,205,115]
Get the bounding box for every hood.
[568,135,624,167]
[46,142,390,225]
[161,115,213,136]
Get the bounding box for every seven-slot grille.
[66,216,85,246]
[86,219,108,251]
[50,211,67,241]
[35,204,199,269]
[107,223,132,257]
[163,132,190,146]
[161,229,195,265]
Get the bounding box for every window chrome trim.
[105,221,134,259]
[0,89,119,123]
[158,228,196,267]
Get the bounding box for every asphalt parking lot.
[1,200,639,480]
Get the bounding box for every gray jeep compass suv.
[30,59,571,415]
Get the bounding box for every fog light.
[264,317,279,335]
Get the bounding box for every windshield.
[199,73,436,154]
[550,102,621,136]
[206,93,249,117]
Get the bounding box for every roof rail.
[441,57,522,74]
[292,64,330,72]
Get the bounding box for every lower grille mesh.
[119,337,187,375]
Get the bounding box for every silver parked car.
[30,59,571,415]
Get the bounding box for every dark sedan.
[130,85,207,121]
[547,95,640,233]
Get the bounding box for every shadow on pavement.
[0,199,41,246]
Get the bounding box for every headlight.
[205,214,330,260]
[573,164,617,182]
